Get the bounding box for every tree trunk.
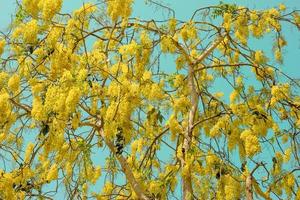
[246,175,253,200]
[181,66,198,200]
[181,35,224,200]
[98,126,150,200]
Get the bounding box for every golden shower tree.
[0,0,299,199]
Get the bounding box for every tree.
[0,0,299,199]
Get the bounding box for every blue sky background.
[0,0,299,199]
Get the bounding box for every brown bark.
[95,122,150,200]
[180,35,225,200]
[181,65,198,200]
[246,175,253,200]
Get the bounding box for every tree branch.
[93,121,150,200]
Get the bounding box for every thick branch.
[246,175,254,200]
[171,33,225,200]
[246,162,264,200]
[193,35,225,66]
[9,98,31,113]
[96,124,149,200]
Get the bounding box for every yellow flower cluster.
[274,48,282,63]
[140,31,152,48]
[240,129,261,157]
[74,3,97,20]
[283,148,292,163]
[180,22,197,41]
[119,40,139,57]
[107,0,133,21]
[227,123,241,152]
[40,0,63,20]
[266,8,281,30]
[0,39,5,56]
[248,7,282,38]
[234,12,249,44]
[142,83,165,101]
[173,74,185,88]
[249,11,265,38]
[296,187,300,199]
[294,13,300,26]
[283,174,295,197]
[209,115,230,137]
[270,83,290,106]
[12,19,39,45]
[229,90,239,102]
[272,152,283,175]
[160,35,176,53]
[8,74,20,93]
[65,87,81,113]
[46,164,58,181]
[131,138,144,155]
[24,142,34,163]
[167,114,182,141]
[142,70,152,81]
[278,4,286,11]
[81,164,102,184]
[0,167,34,199]
[31,96,47,121]
[168,18,177,33]
[0,91,12,125]
[173,95,191,113]
[46,26,64,48]
[254,50,267,64]
[23,0,40,17]
[224,175,241,200]
[25,20,39,43]
[223,13,232,31]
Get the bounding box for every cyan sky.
[1,0,299,75]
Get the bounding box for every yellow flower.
[65,162,73,177]
[77,68,88,81]
[0,39,5,56]
[180,22,197,41]
[39,0,63,20]
[206,152,219,167]
[283,148,292,163]
[65,87,81,113]
[274,48,282,63]
[107,0,133,21]
[24,143,34,163]
[279,4,286,11]
[119,40,139,56]
[23,20,39,44]
[142,71,152,81]
[250,11,259,21]
[254,50,267,64]
[140,31,152,47]
[173,95,191,113]
[23,0,41,17]
[223,13,232,31]
[168,114,182,141]
[296,187,300,199]
[0,72,9,88]
[286,174,295,187]
[8,74,20,93]
[47,164,58,181]
[31,96,47,121]
[160,35,176,53]
[91,166,101,184]
[168,18,177,33]
[270,83,290,106]
[240,129,261,157]
[224,175,241,200]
